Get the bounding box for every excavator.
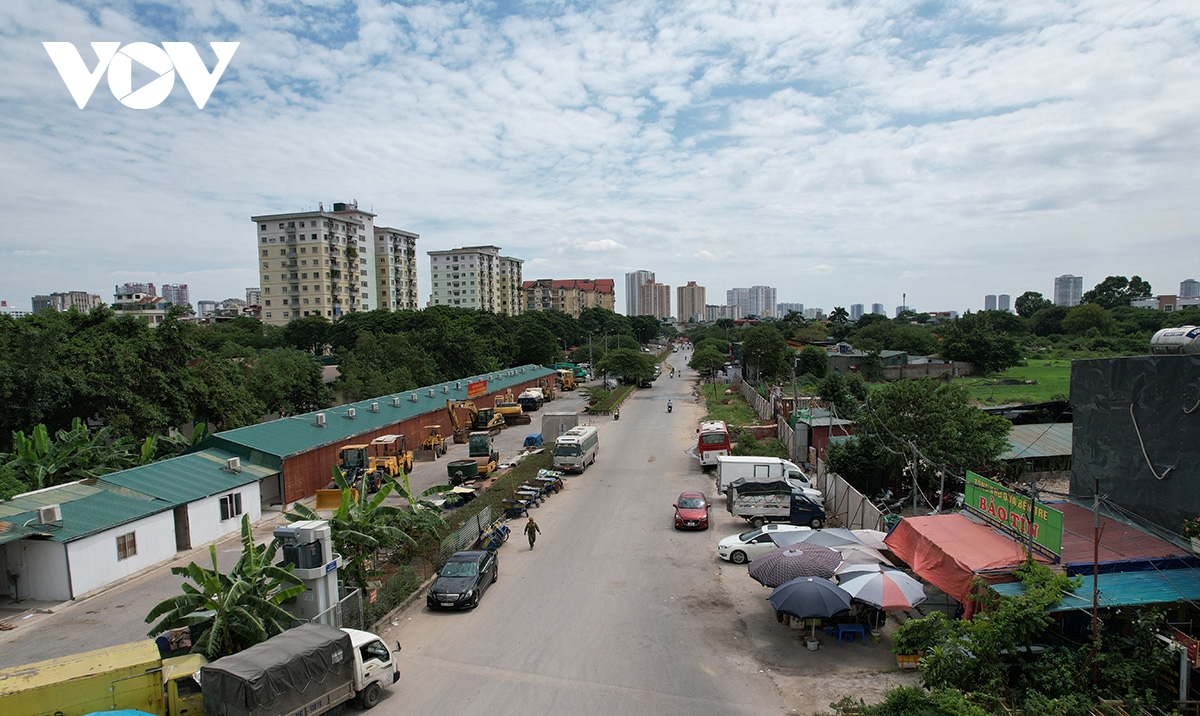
[494,389,532,426]
[447,399,505,442]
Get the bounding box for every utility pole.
[1091,477,1101,685]
[911,443,919,515]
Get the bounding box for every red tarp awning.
[884,514,1049,604]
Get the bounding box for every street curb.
[370,575,437,633]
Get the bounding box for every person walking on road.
[524,517,542,550]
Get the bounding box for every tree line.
[0,304,658,497]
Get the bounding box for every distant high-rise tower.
[676,281,705,323]
[998,294,1011,312]
[777,302,803,317]
[1054,275,1083,307]
[625,270,654,315]
[428,245,523,315]
[637,280,671,319]
[850,304,864,321]
[872,303,885,315]
[161,284,190,310]
[1181,279,1200,298]
[984,295,998,311]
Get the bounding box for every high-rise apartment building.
[872,303,885,315]
[429,245,523,315]
[160,284,190,310]
[374,227,419,311]
[803,307,824,320]
[998,294,1011,312]
[30,291,102,313]
[777,302,804,317]
[117,282,156,296]
[522,279,615,317]
[112,287,169,326]
[984,294,998,311]
[727,286,776,318]
[726,288,750,317]
[245,287,261,306]
[252,201,379,327]
[895,305,910,317]
[196,300,217,319]
[676,281,705,323]
[1180,279,1200,298]
[1054,274,1083,307]
[705,304,743,321]
[637,280,671,320]
[625,270,654,315]
[850,304,864,321]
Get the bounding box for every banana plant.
[145,514,304,660]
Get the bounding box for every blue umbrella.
[768,576,853,640]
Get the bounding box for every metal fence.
[813,461,886,531]
[437,506,493,565]
[302,587,364,630]
[735,377,774,421]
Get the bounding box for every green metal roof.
[990,568,1200,612]
[0,482,169,544]
[1000,423,1073,461]
[205,365,557,460]
[98,448,275,507]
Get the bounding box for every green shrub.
[362,565,421,628]
[891,611,953,654]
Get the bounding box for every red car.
[674,492,711,530]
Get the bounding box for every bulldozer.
[447,399,504,441]
[414,424,448,461]
[467,431,500,475]
[336,444,372,491]
[556,369,577,391]
[494,388,532,426]
[368,434,413,477]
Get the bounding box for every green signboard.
[964,471,1064,557]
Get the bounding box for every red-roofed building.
[522,278,615,317]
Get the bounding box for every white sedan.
[716,524,811,565]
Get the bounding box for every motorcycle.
[667,402,673,413]
[613,409,620,420]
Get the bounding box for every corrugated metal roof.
[0,483,169,544]
[1000,422,1073,460]
[98,448,275,507]
[206,365,557,460]
[991,568,1200,612]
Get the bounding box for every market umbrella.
[851,529,890,551]
[830,544,891,570]
[768,577,853,640]
[834,560,903,578]
[748,544,843,587]
[837,569,928,611]
[772,528,864,549]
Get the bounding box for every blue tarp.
[990,567,1200,612]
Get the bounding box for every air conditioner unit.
[226,457,241,473]
[427,389,435,397]
[346,408,356,419]
[37,504,62,524]
[314,413,327,426]
[370,402,379,413]
[409,394,419,402]
[455,381,462,389]
[392,396,401,407]
[441,386,449,393]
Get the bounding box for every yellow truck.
[0,624,400,716]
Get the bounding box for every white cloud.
[0,0,1197,313]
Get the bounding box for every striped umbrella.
[837,569,928,610]
[834,561,903,578]
[748,544,843,587]
[850,529,890,551]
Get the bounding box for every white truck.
[715,456,822,501]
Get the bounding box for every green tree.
[281,315,332,354]
[596,348,655,384]
[689,346,726,383]
[145,515,304,660]
[798,345,828,380]
[511,321,561,366]
[246,349,332,415]
[741,324,790,380]
[1061,304,1116,335]
[829,306,849,324]
[938,313,1023,373]
[1080,275,1152,309]
[1015,291,1053,318]
[1030,305,1068,336]
[629,315,661,344]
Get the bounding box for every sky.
[2,0,1198,317]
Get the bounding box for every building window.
[265,300,271,306]
[219,493,243,521]
[298,221,305,227]
[278,223,285,229]
[117,531,137,560]
[260,224,267,231]
[280,249,286,255]
[265,312,271,317]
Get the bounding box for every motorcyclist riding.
[667,400,673,413]
[613,407,620,420]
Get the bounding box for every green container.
[447,459,479,480]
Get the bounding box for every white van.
[715,456,821,500]
[553,425,599,472]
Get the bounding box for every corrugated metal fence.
[437,506,493,564]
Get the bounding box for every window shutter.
[220,498,230,521]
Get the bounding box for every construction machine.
[368,434,413,479]
[494,388,532,425]
[337,444,371,488]
[556,369,577,390]
[447,399,504,441]
[415,425,448,461]
[467,431,501,475]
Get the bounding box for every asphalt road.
[374,352,789,716]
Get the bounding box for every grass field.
[954,360,1072,405]
[699,383,761,426]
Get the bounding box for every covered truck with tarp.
[201,624,399,716]
[726,478,826,528]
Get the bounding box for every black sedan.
[427,550,498,610]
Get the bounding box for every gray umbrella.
[768,577,853,639]
[749,544,843,587]
[772,528,864,549]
